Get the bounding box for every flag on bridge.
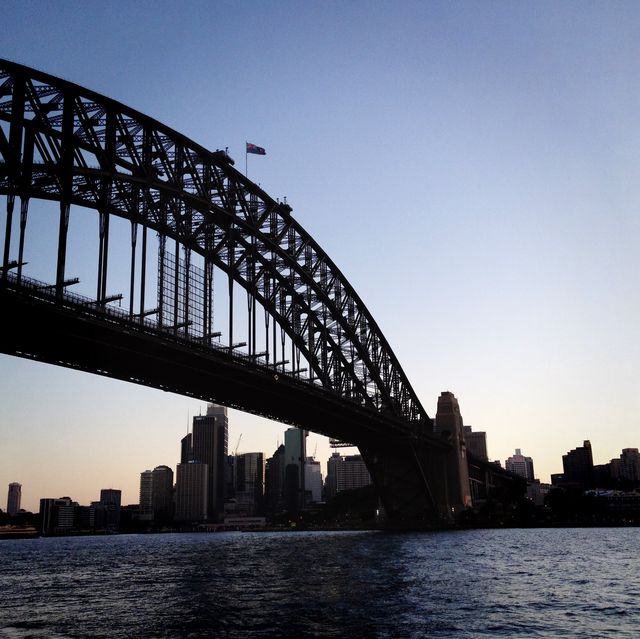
[246,142,266,155]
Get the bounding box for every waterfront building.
[505,449,535,481]
[526,479,551,506]
[562,440,594,488]
[304,457,323,503]
[463,426,488,461]
[7,482,21,516]
[175,461,208,522]
[284,428,307,512]
[325,452,372,499]
[192,404,228,520]
[139,470,153,520]
[265,444,286,513]
[151,465,174,522]
[610,448,640,483]
[39,497,78,535]
[235,452,264,516]
[100,488,122,531]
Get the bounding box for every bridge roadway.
[1,275,457,527]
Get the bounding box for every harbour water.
[1,528,638,638]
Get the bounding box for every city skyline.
[2,2,639,511]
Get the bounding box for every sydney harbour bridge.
[0,60,516,528]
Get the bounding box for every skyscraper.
[265,444,286,514]
[7,482,21,516]
[139,470,153,520]
[505,449,535,481]
[284,428,307,512]
[192,404,228,520]
[304,457,323,503]
[151,465,174,522]
[100,488,122,530]
[235,452,264,516]
[181,432,193,463]
[175,461,208,522]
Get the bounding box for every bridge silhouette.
[0,60,513,527]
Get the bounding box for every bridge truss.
[0,60,463,525]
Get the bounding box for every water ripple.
[0,528,638,638]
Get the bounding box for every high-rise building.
[562,440,594,488]
[265,444,286,513]
[151,465,174,522]
[181,432,193,463]
[610,448,640,483]
[325,453,372,499]
[100,488,122,531]
[225,455,236,500]
[175,461,208,522]
[7,482,21,516]
[304,458,323,503]
[284,428,307,512]
[139,470,153,520]
[505,449,535,481]
[463,426,488,462]
[235,452,264,516]
[192,404,228,520]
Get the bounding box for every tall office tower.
[562,440,594,488]
[304,457,323,503]
[326,452,341,499]
[505,449,535,480]
[181,432,193,463]
[616,448,640,483]
[192,403,228,520]
[326,453,372,499]
[284,428,307,512]
[100,488,122,530]
[175,461,208,522]
[225,455,236,500]
[151,465,174,522]
[463,426,488,461]
[7,482,21,516]
[265,444,286,513]
[435,391,472,511]
[139,470,153,520]
[235,452,265,516]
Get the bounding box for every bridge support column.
[2,194,15,281]
[56,202,70,298]
[360,438,454,528]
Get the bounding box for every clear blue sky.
[2,1,639,511]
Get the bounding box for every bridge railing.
[1,272,348,394]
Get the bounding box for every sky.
[1,1,639,512]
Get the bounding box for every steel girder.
[0,59,432,438]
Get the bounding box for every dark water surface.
[1,528,638,638]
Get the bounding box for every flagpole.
[245,142,248,177]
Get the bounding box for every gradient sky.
[2,1,639,512]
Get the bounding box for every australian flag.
[246,142,266,155]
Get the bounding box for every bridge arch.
[0,58,429,431]
[0,60,475,526]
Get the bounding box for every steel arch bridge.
[0,59,468,527]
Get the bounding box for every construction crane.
[234,433,242,456]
